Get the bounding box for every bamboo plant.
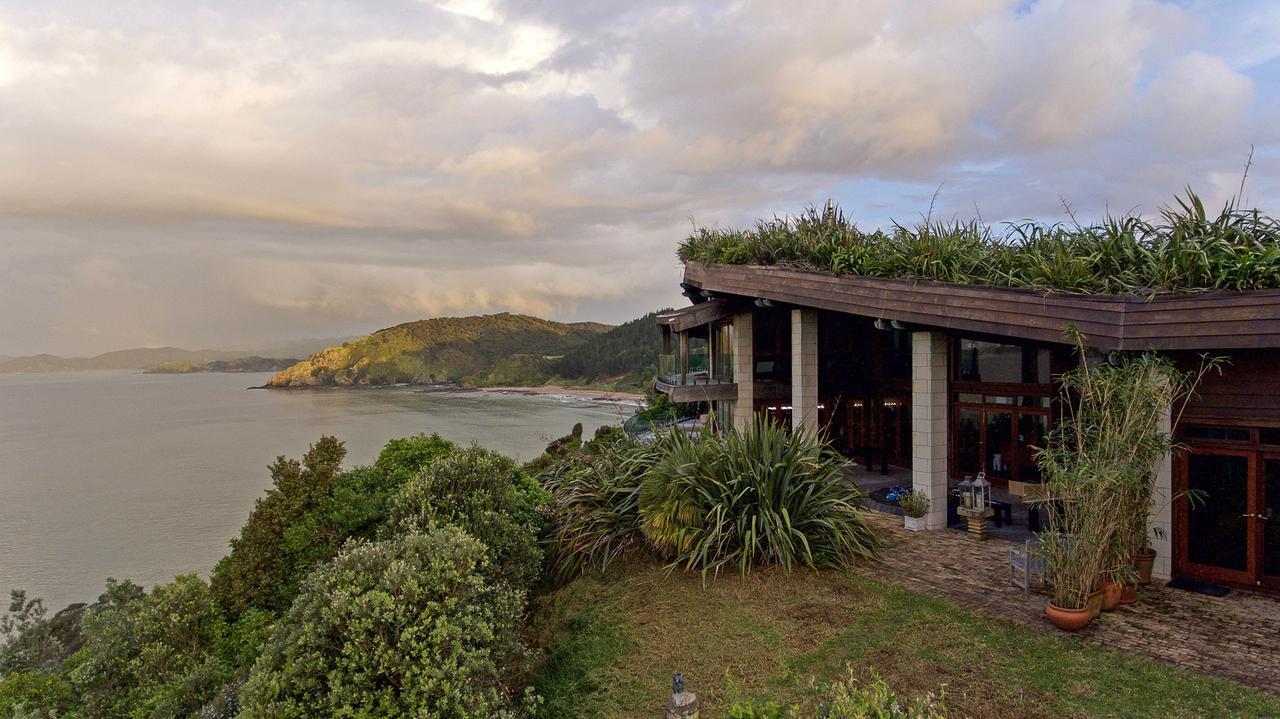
[1034,332,1220,609]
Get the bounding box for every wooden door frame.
[1175,447,1257,586]
[1260,453,1280,591]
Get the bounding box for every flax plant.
[639,415,881,582]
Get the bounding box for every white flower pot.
[904,515,926,532]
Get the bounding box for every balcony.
[656,347,737,402]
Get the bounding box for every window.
[1182,425,1251,442]
[956,339,1050,384]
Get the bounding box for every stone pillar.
[912,331,949,531]
[731,312,754,431]
[1149,399,1174,580]
[791,309,819,433]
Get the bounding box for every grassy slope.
[528,558,1280,719]
[267,313,610,387]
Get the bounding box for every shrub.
[640,417,881,579]
[65,575,233,719]
[211,436,346,616]
[281,434,457,589]
[238,528,525,719]
[389,446,550,591]
[897,490,930,519]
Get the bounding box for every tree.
[211,436,346,616]
[238,528,524,719]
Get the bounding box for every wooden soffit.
[681,262,1280,351]
[655,298,746,333]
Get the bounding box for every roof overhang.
[655,298,748,333]
[681,262,1280,351]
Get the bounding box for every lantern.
[973,472,991,511]
[958,475,974,508]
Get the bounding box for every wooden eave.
[680,262,1280,351]
[655,298,746,333]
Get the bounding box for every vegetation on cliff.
[266,311,661,391]
[144,357,298,374]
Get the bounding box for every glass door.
[1179,450,1255,585]
[1263,457,1280,590]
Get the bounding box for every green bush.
[282,434,458,588]
[211,436,347,616]
[238,528,525,719]
[640,418,881,579]
[0,670,73,718]
[389,446,549,591]
[64,574,233,719]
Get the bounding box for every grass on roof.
[526,557,1280,719]
[676,191,1280,295]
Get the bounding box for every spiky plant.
[639,416,881,581]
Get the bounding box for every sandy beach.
[489,384,646,403]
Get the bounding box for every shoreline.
[485,385,645,403]
[253,381,645,403]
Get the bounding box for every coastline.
[486,384,645,403]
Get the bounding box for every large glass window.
[713,322,734,381]
[956,339,1050,384]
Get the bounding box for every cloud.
[0,0,1276,354]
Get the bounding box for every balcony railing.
[658,348,730,387]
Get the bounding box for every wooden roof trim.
[655,298,745,333]
[682,262,1280,351]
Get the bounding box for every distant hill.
[546,312,664,390]
[266,313,616,388]
[144,357,300,374]
[0,338,351,374]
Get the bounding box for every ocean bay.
[0,370,629,609]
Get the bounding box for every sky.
[1,0,1278,356]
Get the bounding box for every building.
[655,260,1280,591]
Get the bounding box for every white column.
[912,331,949,530]
[791,309,819,433]
[1149,400,1174,580]
[731,312,754,431]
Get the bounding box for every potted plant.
[1040,531,1095,631]
[898,490,930,531]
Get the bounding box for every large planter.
[1086,589,1105,618]
[904,515,926,532]
[1045,602,1092,631]
[1099,581,1122,611]
[1119,584,1138,605]
[1133,549,1156,585]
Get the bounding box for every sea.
[0,370,632,609]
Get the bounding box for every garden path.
[861,511,1280,694]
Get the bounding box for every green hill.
[144,356,300,374]
[266,313,618,388]
[546,311,664,390]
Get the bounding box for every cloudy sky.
[1,0,1277,356]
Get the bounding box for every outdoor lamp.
[958,475,974,508]
[973,472,991,511]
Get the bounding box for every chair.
[1009,539,1046,597]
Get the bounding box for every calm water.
[0,371,630,608]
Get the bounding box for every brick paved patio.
[859,511,1280,694]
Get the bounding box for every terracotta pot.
[1100,581,1122,611]
[1087,589,1105,618]
[1133,549,1156,585]
[1119,584,1138,605]
[1045,602,1093,631]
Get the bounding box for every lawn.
[526,558,1280,718]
